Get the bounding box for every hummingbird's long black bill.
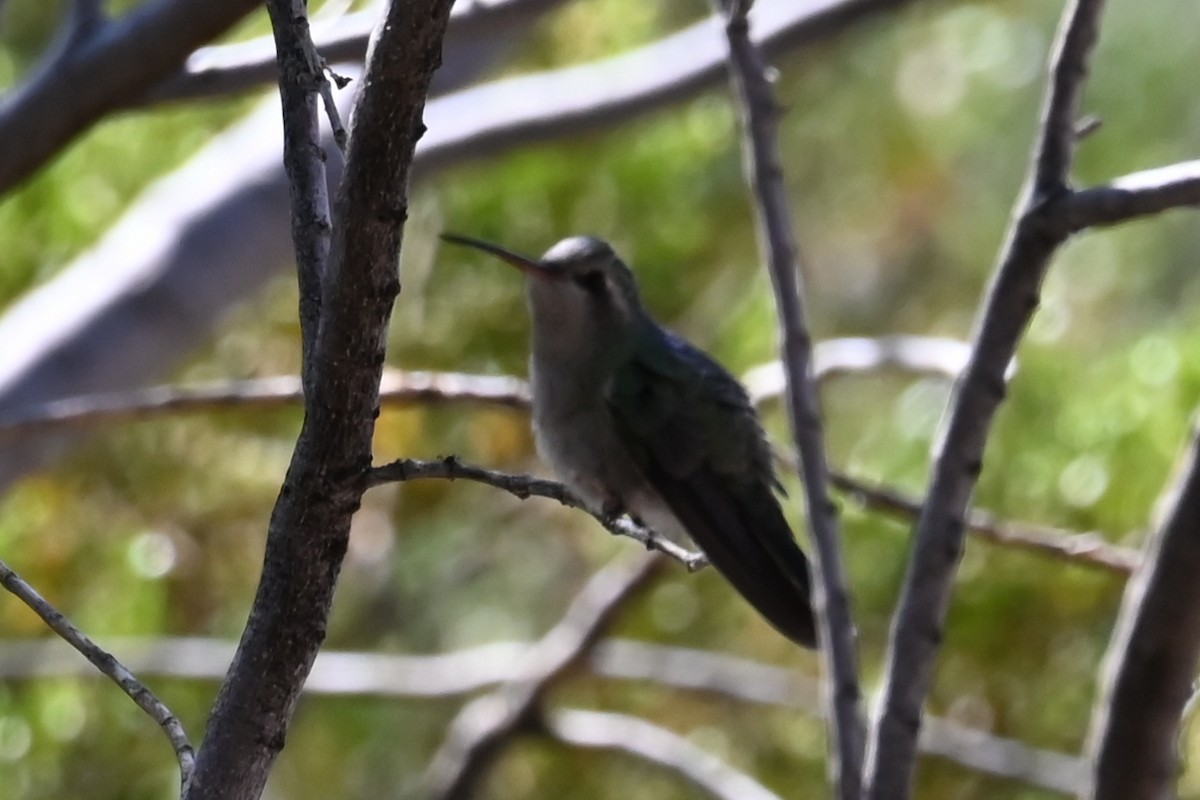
[441,233,557,279]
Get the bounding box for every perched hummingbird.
[442,233,818,648]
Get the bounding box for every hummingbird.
[441,233,818,648]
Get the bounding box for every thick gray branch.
[182,1,455,797]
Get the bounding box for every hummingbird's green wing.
[605,327,818,648]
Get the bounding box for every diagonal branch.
[714,0,863,795]
[0,558,194,788]
[421,554,665,800]
[866,1,1111,796]
[1085,420,1200,800]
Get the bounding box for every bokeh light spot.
[127,531,177,580]
[1058,454,1109,508]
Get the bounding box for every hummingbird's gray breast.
[530,360,684,540]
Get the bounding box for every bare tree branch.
[0,371,531,435]
[0,635,1089,794]
[828,469,1139,576]
[0,559,195,788]
[1085,421,1200,800]
[866,1,1111,796]
[0,335,963,435]
[0,0,261,195]
[545,708,783,800]
[715,0,863,795]
[421,554,665,800]
[1033,2,1105,197]
[265,0,334,394]
[747,335,980,404]
[182,1,456,797]
[1064,160,1200,231]
[368,457,708,569]
[67,0,105,38]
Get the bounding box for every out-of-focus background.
[0,0,1198,797]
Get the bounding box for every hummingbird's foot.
[599,498,627,522]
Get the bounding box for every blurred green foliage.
[1,0,1199,797]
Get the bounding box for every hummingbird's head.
[441,233,645,329]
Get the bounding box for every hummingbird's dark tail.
[642,466,819,648]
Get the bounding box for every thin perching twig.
[866,1,1110,797]
[714,0,864,796]
[369,457,708,569]
[0,558,195,788]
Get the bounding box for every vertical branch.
[865,1,1108,797]
[183,1,456,798]
[714,1,864,797]
[264,0,333,394]
[1085,420,1200,800]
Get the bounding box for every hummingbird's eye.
[573,270,606,294]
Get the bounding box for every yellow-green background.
[1,0,1198,797]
